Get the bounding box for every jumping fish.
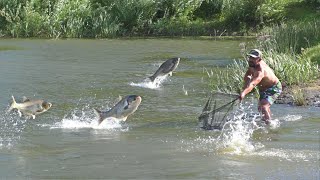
[149,57,180,82]
[7,96,52,119]
[93,95,142,125]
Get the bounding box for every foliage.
[259,20,320,54]
[292,88,307,106]
[207,46,319,94]
[300,44,320,65]
[262,50,318,86]
[206,61,247,94]
[220,0,264,32]
[150,18,221,36]
[0,0,319,37]
[193,0,223,19]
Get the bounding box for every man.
[239,49,282,124]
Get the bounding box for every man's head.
[247,49,262,59]
[247,49,262,67]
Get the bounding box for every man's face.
[248,56,260,67]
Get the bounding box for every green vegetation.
[259,20,320,54]
[1,0,319,38]
[300,44,320,65]
[292,88,307,106]
[209,22,320,92]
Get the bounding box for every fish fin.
[22,96,30,102]
[122,116,128,121]
[36,108,44,113]
[93,108,106,125]
[116,96,122,103]
[18,110,22,117]
[7,95,17,113]
[149,75,155,82]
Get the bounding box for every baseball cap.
[247,49,262,58]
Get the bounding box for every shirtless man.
[239,49,282,124]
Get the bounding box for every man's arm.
[240,70,264,101]
[243,68,254,89]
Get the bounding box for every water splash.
[280,114,302,122]
[52,116,124,130]
[214,103,266,155]
[45,105,126,130]
[182,85,188,95]
[0,111,28,149]
[129,75,168,89]
[181,103,269,155]
[251,148,319,162]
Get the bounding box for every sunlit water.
[0,39,319,179]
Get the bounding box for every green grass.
[207,61,247,94]
[207,46,319,94]
[283,1,320,21]
[1,0,319,38]
[300,44,320,65]
[292,88,307,106]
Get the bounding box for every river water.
[0,39,319,179]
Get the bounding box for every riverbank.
[276,79,320,107]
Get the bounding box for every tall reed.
[260,20,320,54]
[207,60,247,94]
[207,47,319,94]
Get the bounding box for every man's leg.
[258,99,271,124]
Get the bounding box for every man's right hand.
[239,92,245,102]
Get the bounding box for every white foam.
[252,148,318,162]
[214,103,266,155]
[269,119,280,129]
[280,115,302,122]
[50,116,124,130]
[129,75,168,89]
[181,103,267,154]
[0,114,27,149]
[182,85,188,95]
[45,107,126,130]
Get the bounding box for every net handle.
[213,97,239,112]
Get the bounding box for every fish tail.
[7,95,17,113]
[93,108,105,125]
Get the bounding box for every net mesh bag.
[198,92,238,130]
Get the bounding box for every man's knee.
[259,99,270,111]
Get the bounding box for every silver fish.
[149,57,180,82]
[93,95,142,124]
[7,96,52,119]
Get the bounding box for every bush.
[220,0,264,32]
[292,88,307,106]
[262,50,318,86]
[300,44,320,65]
[260,20,320,54]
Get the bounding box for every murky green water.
[0,39,319,179]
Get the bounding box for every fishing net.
[198,92,239,130]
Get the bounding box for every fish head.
[42,101,52,110]
[119,95,142,119]
[172,57,180,64]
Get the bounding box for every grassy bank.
[1,0,319,38]
[207,19,320,97]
